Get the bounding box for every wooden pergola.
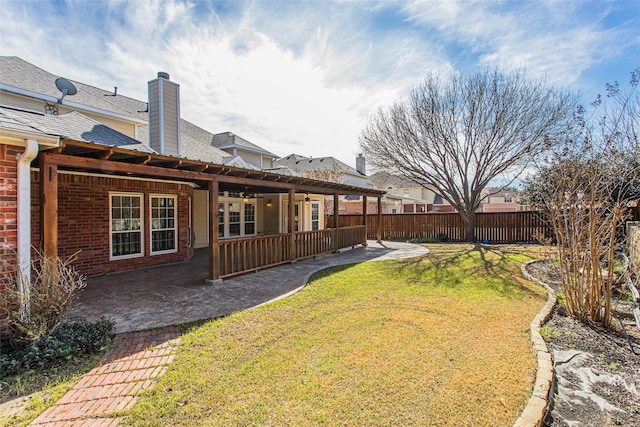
[37,140,385,281]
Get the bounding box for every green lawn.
[123,244,546,426]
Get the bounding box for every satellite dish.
[55,77,78,104]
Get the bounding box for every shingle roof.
[180,120,232,164]
[0,106,53,137]
[368,171,418,189]
[0,56,148,122]
[1,57,240,162]
[212,132,279,157]
[276,154,362,176]
[0,106,153,152]
[261,165,301,177]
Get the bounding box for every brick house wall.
[31,171,195,276]
[0,144,20,273]
[1,144,21,331]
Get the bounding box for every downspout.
[17,139,39,321]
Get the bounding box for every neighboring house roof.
[0,106,152,152]
[368,171,420,189]
[276,153,363,177]
[261,165,300,177]
[212,131,279,158]
[278,153,308,162]
[482,187,519,199]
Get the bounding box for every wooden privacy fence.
[326,211,554,244]
[219,226,366,278]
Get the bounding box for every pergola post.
[362,195,368,246]
[288,187,296,262]
[207,180,221,284]
[40,154,58,258]
[333,193,340,251]
[377,196,382,243]
[333,193,340,229]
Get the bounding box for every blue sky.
[1,0,638,169]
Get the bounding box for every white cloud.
[1,0,638,167]
[400,0,636,88]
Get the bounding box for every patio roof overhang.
[36,139,386,197]
[34,138,385,281]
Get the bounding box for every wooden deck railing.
[219,234,290,277]
[219,225,367,278]
[295,229,333,259]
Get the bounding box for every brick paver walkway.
[29,326,181,426]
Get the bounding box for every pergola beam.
[43,150,384,198]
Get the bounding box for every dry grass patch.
[123,244,546,426]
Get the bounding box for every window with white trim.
[217,193,259,238]
[218,202,225,237]
[150,195,177,254]
[311,202,320,231]
[244,203,255,235]
[110,193,143,259]
[228,202,241,236]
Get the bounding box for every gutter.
[17,139,39,321]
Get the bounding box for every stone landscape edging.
[514,260,558,427]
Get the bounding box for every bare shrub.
[0,250,86,344]
[523,69,639,328]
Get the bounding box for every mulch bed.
[525,260,640,426]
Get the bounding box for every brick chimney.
[356,153,366,175]
[148,71,181,156]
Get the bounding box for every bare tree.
[359,69,576,241]
[522,69,639,328]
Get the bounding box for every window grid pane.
[218,203,225,237]
[111,195,142,257]
[311,203,320,231]
[228,202,241,236]
[151,196,176,252]
[244,203,255,235]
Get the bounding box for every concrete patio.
[65,240,428,333]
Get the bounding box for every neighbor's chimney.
[148,71,181,156]
[356,153,366,175]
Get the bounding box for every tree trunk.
[463,211,476,242]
